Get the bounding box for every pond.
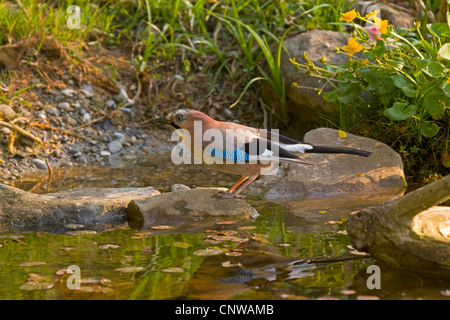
[0,154,448,300]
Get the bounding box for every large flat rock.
[126,188,259,232]
[247,128,406,200]
[0,184,160,233]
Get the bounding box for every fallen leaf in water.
[340,289,356,295]
[115,266,145,273]
[225,252,242,256]
[216,221,235,225]
[64,224,84,230]
[131,232,153,239]
[203,239,220,245]
[172,242,192,249]
[66,230,97,236]
[150,225,173,230]
[161,267,185,273]
[440,290,450,296]
[350,250,369,256]
[193,248,223,256]
[55,269,67,276]
[19,261,47,267]
[275,243,292,247]
[238,226,257,231]
[212,235,248,242]
[319,211,327,214]
[20,282,54,291]
[75,285,114,293]
[356,295,380,300]
[98,244,120,250]
[252,235,271,244]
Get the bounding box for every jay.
[157,109,371,199]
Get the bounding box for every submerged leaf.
[193,248,223,256]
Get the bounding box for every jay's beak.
[154,114,180,129]
[154,115,172,125]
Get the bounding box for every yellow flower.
[339,9,357,23]
[292,82,298,87]
[342,37,363,57]
[446,78,450,84]
[364,10,379,20]
[374,17,389,34]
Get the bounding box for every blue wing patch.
[209,148,249,163]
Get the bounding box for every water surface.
[1,154,448,300]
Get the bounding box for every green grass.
[0,0,353,124]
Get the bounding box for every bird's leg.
[229,175,258,198]
[213,176,248,199]
[227,176,249,194]
[215,176,258,199]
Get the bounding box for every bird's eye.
[175,114,185,123]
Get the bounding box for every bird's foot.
[213,191,246,200]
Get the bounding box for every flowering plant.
[290,8,449,168]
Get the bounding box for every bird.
[157,109,372,199]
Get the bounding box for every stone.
[346,174,450,274]
[247,128,406,200]
[100,150,111,157]
[46,107,60,117]
[57,102,70,110]
[279,30,353,116]
[170,184,190,192]
[0,104,17,120]
[351,1,414,29]
[0,184,160,233]
[61,88,74,97]
[108,140,122,154]
[31,158,48,171]
[126,188,259,232]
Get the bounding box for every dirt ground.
[0,36,264,184]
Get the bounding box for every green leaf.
[402,85,417,98]
[427,61,445,77]
[392,74,410,88]
[384,102,417,121]
[337,83,361,104]
[361,70,381,91]
[444,84,450,97]
[372,40,387,56]
[377,76,395,94]
[427,23,450,38]
[438,43,450,60]
[420,122,440,138]
[423,90,446,116]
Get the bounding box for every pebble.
[170,184,190,192]
[106,100,117,109]
[83,113,92,121]
[81,85,93,97]
[57,102,70,110]
[0,104,17,120]
[61,88,74,97]
[113,132,125,140]
[100,150,111,157]
[46,108,60,116]
[31,158,48,171]
[108,140,122,154]
[72,151,83,158]
[114,88,129,104]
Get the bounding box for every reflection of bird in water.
[176,239,364,300]
[216,259,318,285]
